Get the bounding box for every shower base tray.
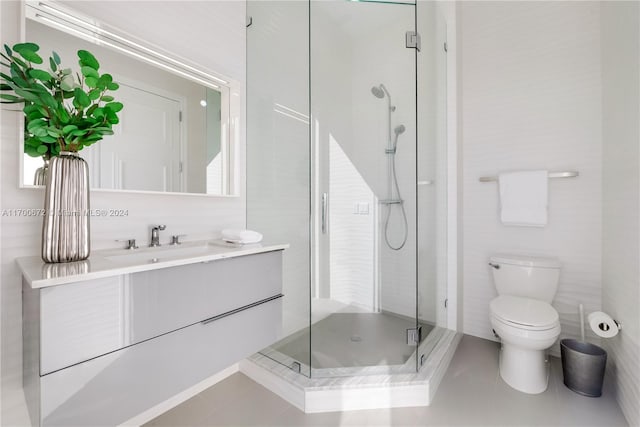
[239,329,461,413]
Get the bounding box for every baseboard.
[118,363,239,426]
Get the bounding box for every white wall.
[460,2,603,348]
[0,2,246,424]
[601,3,640,426]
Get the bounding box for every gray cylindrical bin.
[560,339,607,397]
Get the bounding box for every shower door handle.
[321,193,328,234]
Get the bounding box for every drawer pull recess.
[200,294,284,325]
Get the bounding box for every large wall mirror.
[20,1,240,196]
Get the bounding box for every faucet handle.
[116,239,139,250]
[170,234,186,245]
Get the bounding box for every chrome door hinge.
[444,42,448,53]
[406,326,422,346]
[179,161,183,173]
[405,31,421,52]
[179,111,183,122]
[444,298,448,308]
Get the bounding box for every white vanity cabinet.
[19,245,285,426]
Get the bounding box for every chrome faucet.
[150,225,166,247]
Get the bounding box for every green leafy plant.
[0,42,122,158]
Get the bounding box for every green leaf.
[73,87,90,108]
[105,101,123,112]
[13,87,39,102]
[17,50,43,64]
[46,127,62,137]
[0,94,20,102]
[27,118,47,131]
[39,135,57,143]
[106,110,119,124]
[62,124,78,134]
[4,44,12,56]
[25,145,40,157]
[49,56,57,72]
[38,92,58,110]
[70,129,88,137]
[84,76,98,88]
[24,105,44,120]
[86,104,99,116]
[9,64,28,88]
[13,43,39,53]
[36,145,48,154]
[9,54,28,68]
[52,51,61,65]
[30,127,48,137]
[81,66,99,78]
[28,69,52,81]
[25,137,41,147]
[58,107,70,124]
[91,107,104,119]
[88,89,101,101]
[95,74,112,90]
[77,50,99,70]
[100,95,114,102]
[61,68,72,76]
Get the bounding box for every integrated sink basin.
[105,242,223,263]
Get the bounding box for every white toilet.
[488,254,562,394]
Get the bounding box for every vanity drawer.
[39,296,283,426]
[39,250,283,375]
[129,250,282,341]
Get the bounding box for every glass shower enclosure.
[247,0,447,378]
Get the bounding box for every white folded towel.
[221,229,263,244]
[498,170,548,227]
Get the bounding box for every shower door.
[246,0,447,379]
[309,0,419,376]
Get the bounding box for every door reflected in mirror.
[21,1,239,196]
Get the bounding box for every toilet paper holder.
[595,319,622,332]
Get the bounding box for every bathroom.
[0,0,638,426]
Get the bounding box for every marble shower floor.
[270,312,434,370]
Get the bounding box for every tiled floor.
[146,335,628,426]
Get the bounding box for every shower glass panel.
[246,0,311,375]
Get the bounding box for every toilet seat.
[490,295,559,331]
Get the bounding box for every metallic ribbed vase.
[41,152,91,263]
[34,158,49,186]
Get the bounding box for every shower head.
[394,124,406,135]
[371,85,385,99]
[371,84,395,112]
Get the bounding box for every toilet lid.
[490,296,559,328]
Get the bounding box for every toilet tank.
[489,254,561,303]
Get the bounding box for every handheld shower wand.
[371,84,408,251]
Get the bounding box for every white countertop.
[17,240,289,289]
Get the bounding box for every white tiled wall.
[601,3,640,426]
[460,2,603,348]
[0,2,246,424]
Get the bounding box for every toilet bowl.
[490,295,561,394]
[488,254,562,394]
